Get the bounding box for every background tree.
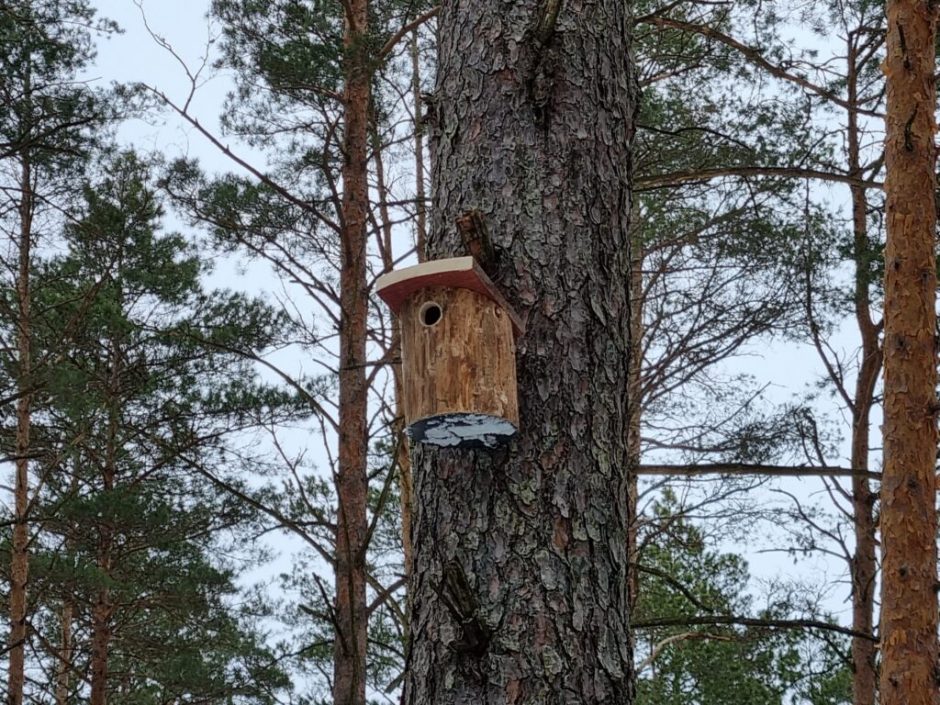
[31,152,302,704]
[0,150,307,703]
[625,3,897,702]
[634,493,852,705]
[0,2,115,701]
[146,0,436,698]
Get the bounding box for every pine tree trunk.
[845,35,879,705]
[399,30,426,585]
[880,3,939,705]
[54,599,74,705]
[55,471,80,705]
[848,363,878,705]
[402,0,637,700]
[90,343,120,705]
[411,30,427,260]
[373,124,415,585]
[333,0,371,700]
[89,585,112,705]
[8,146,33,705]
[626,212,644,614]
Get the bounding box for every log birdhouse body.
[377,257,522,448]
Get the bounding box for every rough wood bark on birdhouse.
[377,256,522,448]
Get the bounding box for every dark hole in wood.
[420,301,442,326]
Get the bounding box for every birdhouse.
[376,257,523,448]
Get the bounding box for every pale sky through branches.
[89,0,870,667]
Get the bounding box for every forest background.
[0,0,910,703]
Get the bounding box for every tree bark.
[402,0,637,701]
[89,569,113,705]
[880,3,939,705]
[333,0,371,701]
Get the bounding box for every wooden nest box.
[377,257,523,448]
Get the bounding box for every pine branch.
[633,615,876,641]
[634,563,717,613]
[141,86,341,234]
[636,166,882,191]
[636,631,732,673]
[378,7,440,60]
[358,432,404,563]
[637,463,880,480]
[639,14,883,119]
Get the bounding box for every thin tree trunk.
[626,212,644,613]
[845,33,879,705]
[54,599,73,705]
[90,338,120,705]
[89,528,113,705]
[8,145,33,705]
[880,3,939,705]
[55,472,79,705]
[333,0,371,700]
[847,327,879,705]
[398,27,424,585]
[411,29,427,261]
[372,124,414,584]
[403,0,637,700]
[392,364,413,583]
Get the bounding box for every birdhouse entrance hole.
[420,301,442,327]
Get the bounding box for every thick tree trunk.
[333,0,371,701]
[845,35,879,705]
[8,150,33,705]
[402,0,636,701]
[880,3,939,705]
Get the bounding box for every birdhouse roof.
[376,256,524,335]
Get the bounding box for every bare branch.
[633,615,875,641]
[636,166,882,191]
[637,463,880,480]
[378,7,440,60]
[636,631,732,673]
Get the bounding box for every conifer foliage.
[25,153,300,704]
[0,2,309,695]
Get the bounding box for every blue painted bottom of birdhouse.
[407,413,518,449]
